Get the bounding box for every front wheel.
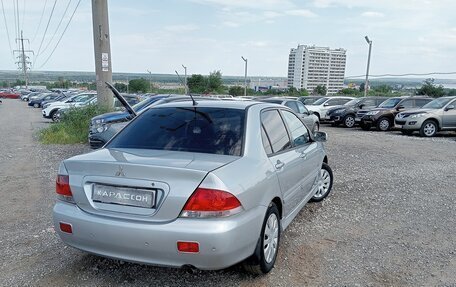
[419,120,437,137]
[51,110,60,122]
[343,115,356,128]
[243,203,280,274]
[377,117,391,131]
[310,163,333,202]
[33,103,39,108]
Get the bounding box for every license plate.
[92,184,155,208]
[355,118,361,122]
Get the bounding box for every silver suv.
[395,96,456,137]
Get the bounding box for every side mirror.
[445,105,455,111]
[359,104,365,109]
[323,103,329,107]
[396,105,404,111]
[314,131,327,142]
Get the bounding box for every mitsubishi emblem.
[115,165,125,177]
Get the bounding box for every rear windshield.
[108,107,245,156]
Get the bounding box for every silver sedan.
[53,100,333,274]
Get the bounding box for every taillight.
[180,188,242,218]
[177,241,199,253]
[56,175,74,203]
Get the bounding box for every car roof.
[153,99,261,110]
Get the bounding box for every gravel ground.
[1,99,455,286]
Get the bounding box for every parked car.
[54,97,98,122]
[298,96,324,105]
[53,87,332,274]
[305,96,355,121]
[20,91,41,101]
[327,97,388,128]
[28,93,60,108]
[359,96,432,131]
[40,94,69,108]
[42,93,97,121]
[89,95,221,149]
[394,96,456,137]
[257,98,320,133]
[0,91,21,99]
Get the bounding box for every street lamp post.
[147,69,152,92]
[182,64,188,94]
[241,56,248,97]
[364,36,373,97]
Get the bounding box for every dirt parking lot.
[1,99,455,286]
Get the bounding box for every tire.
[310,162,333,202]
[33,103,39,108]
[401,129,413,136]
[343,114,356,128]
[50,110,59,122]
[360,122,371,131]
[312,122,320,134]
[243,203,280,275]
[376,117,391,131]
[419,120,437,137]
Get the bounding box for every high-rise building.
[287,45,346,95]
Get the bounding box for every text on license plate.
[92,184,155,208]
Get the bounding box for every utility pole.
[364,36,372,97]
[241,56,248,97]
[92,0,113,108]
[147,70,152,92]
[14,31,33,89]
[182,64,188,94]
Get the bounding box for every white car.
[305,96,355,121]
[42,93,96,121]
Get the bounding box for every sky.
[1,0,456,78]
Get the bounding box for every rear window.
[107,107,245,156]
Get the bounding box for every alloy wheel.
[423,122,436,136]
[314,168,331,199]
[344,116,355,128]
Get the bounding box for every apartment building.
[287,45,346,95]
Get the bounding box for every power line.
[15,0,19,49]
[38,0,82,69]
[34,0,57,66]
[0,0,14,59]
[345,72,456,79]
[31,0,48,43]
[41,0,72,54]
[20,0,25,33]
[12,0,17,49]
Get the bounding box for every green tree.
[416,78,445,98]
[313,85,327,95]
[229,86,244,96]
[299,88,309,97]
[207,70,223,93]
[187,74,207,94]
[447,89,456,97]
[128,78,149,93]
[373,84,392,94]
[339,88,360,95]
[114,83,128,93]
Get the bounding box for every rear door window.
[108,107,245,156]
[261,110,291,154]
[416,99,432,107]
[400,99,414,108]
[281,111,310,147]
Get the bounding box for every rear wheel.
[33,103,39,108]
[419,120,437,137]
[310,163,333,202]
[377,117,391,131]
[343,115,356,128]
[243,203,280,274]
[50,110,59,122]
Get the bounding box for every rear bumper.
[53,202,265,270]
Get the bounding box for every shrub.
[40,105,112,144]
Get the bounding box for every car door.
[295,101,314,128]
[280,110,322,200]
[442,99,456,128]
[260,109,303,216]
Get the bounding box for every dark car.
[327,97,388,128]
[89,95,220,149]
[298,96,324,105]
[40,94,68,107]
[359,96,433,131]
[28,93,60,108]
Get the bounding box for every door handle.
[300,152,307,159]
[275,160,285,169]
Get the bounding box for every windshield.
[108,107,245,156]
[345,98,362,106]
[378,98,401,108]
[312,97,329,105]
[422,98,453,109]
[74,94,95,102]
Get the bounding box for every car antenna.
[175,70,197,106]
[105,82,137,117]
